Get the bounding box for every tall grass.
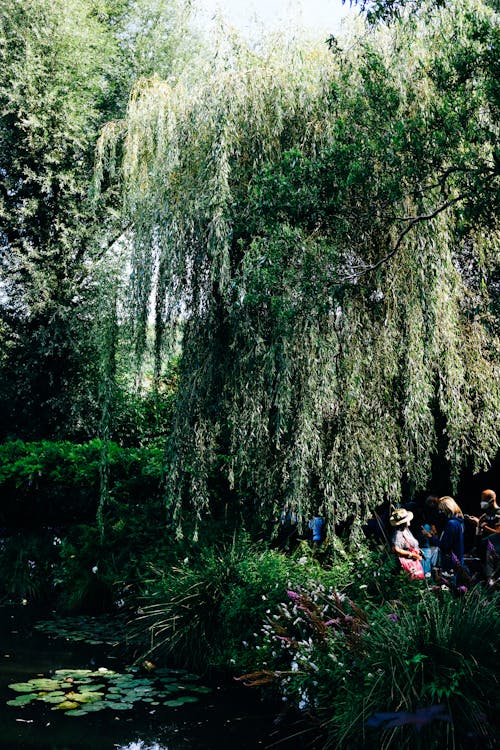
[128,536,295,670]
[324,589,499,749]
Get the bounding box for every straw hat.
[389,507,413,527]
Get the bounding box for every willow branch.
[341,194,467,282]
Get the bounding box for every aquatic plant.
[34,614,128,646]
[7,666,210,716]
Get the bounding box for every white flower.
[92,565,98,574]
[370,289,384,303]
[298,556,308,565]
[291,661,299,672]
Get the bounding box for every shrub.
[0,439,164,527]
[0,530,60,603]
[325,588,499,749]
[127,535,354,672]
[244,579,499,750]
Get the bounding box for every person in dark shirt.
[423,496,465,577]
[467,489,500,584]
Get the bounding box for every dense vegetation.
[98,0,499,537]
[0,0,498,747]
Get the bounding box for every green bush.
[0,439,164,526]
[242,568,499,750]
[0,531,59,603]
[127,535,355,672]
[324,589,499,749]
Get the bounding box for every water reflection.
[0,604,303,750]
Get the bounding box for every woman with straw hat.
[390,507,425,579]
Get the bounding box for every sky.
[196,0,354,39]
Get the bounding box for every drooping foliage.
[100,0,500,537]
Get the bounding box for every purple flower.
[487,540,498,557]
[27,560,36,569]
[388,613,398,622]
[286,590,301,601]
[451,552,460,566]
[456,585,467,594]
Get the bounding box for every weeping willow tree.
[98,0,499,538]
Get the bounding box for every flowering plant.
[237,583,368,711]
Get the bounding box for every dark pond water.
[0,605,308,750]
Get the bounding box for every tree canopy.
[99,0,500,538]
[0,0,195,439]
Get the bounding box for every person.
[389,507,424,579]
[277,503,299,551]
[423,496,465,578]
[467,489,500,536]
[419,523,439,577]
[467,489,500,584]
[418,495,441,577]
[424,494,445,533]
[308,515,324,546]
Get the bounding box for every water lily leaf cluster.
[7,667,209,715]
[34,614,128,645]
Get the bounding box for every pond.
[0,604,306,750]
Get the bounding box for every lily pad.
[8,682,41,692]
[30,679,62,690]
[104,701,134,710]
[7,694,37,706]
[7,656,211,717]
[164,696,199,707]
[52,700,80,711]
[39,695,68,704]
[71,692,104,704]
[77,702,107,712]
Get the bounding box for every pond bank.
[0,604,307,750]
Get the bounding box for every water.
[0,605,305,750]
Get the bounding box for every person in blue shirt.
[422,496,465,577]
[308,516,324,545]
